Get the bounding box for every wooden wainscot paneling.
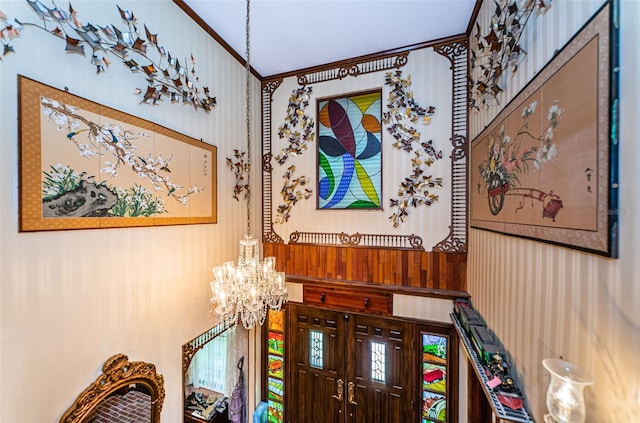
[303,285,393,316]
[263,242,467,292]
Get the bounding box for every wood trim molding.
[465,0,485,37]
[264,33,467,82]
[288,231,425,250]
[171,0,263,79]
[287,275,469,300]
[264,242,467,291]
[295,52,409,86]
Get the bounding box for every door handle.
[332,379,344,401]
[347,381,358,406]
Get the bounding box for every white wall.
[0,1,261,421]
[468,1,640,421]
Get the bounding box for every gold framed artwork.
[469,2,619,257]
[18,75,217,232]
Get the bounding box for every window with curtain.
[188,331,229,394]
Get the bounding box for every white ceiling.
[182,0,476,77]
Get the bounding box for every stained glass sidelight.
[266,310,285,423]
[421,333,448,423]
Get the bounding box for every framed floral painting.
[19,75,217,231]
[469,2,618,257]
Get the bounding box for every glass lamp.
[542,358,594,423]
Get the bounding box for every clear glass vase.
[542,359,594,423]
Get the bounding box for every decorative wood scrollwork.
[261,78,283,102]
[451,134,468,161]
[263,226,284,244]
[262,152,273,173]
[288,231,424,250]
[432,38,469,252]
[296,52,409,86]
[59,354,165,423]
[433,40,468,67]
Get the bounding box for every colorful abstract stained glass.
[268,377,284,401]
[268,309,284,332]
[268,332,284,356]
[268,354,284,379]
[266,311,284,423]
[267,400,284,423]
[317,90,382,209]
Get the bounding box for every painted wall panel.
[468,1,640,421]
[0,1,261,422]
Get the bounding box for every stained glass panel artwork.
[422,391,446,422]
[421,332,448,422]
[423,334,447,361]
[423,362,447,393]
[268,332,284,356]
[268,309,284,332]
[317,90,382,209]
[267,400,284,423]
[268,377,284,402]
[370,341,386,383]
[309,330,324,369]
[266,311,284,423]
[268,354,284,379]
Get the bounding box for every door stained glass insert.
[317,90,382,209]
[371,341,386,383]
[422,333,448,422]
[309,330,324,369]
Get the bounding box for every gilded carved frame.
[59,354,165,423]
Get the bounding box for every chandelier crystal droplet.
[210,236,287,329]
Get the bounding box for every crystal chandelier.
[209,0,287,330]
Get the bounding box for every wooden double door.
[286,304,415,423]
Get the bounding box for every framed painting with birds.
[18,75,217,231]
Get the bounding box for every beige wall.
[468,1,640,421]
[0,1,261,421]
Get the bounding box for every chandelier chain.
[245,0,252,237]
[208,0,287,330]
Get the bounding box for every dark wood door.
[288,305,347,423]
[286,304,415,423]
[350,313,414,423]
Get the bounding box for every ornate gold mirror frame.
[60,353,165,423]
